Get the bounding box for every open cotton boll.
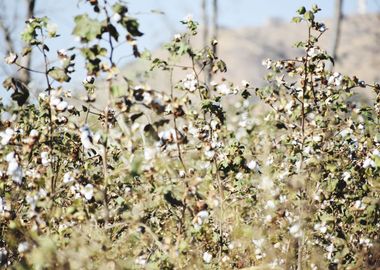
[41,152,50,166]
[81,184,94,200]
[203,252,212,264]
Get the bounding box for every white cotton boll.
[264,215,272,223]
[173,33,181,41]
[342,171,351,181]
[17,242,29,253]
[11,167,23,184]
[318,23,326,32]
[262,58,272,69]
[183,73,198,92]
[112,12,122,23]
[259,177,274,190]
[373,149,380,157]
[83,75,95,84]
[50,96,62,107]
[144,147,156,161]
[195,210,209,226]
[307,47,318,57]
[7,155,23,184]
[57,49,67,57]
[353,200,366,210]
[29,129,39,138]
[63,172,74,183]
[339,128,352,137]
[333,72,343,86]
[289,223,302,238]
[0,128,14,145]
[56,101,68,112]
[135,256,147,266]
[0,197,9,213]
[279,195,287,203]
[0,197,4,213]
[38,188,47,198]
[216,84,232,95]
[252,238,265,248]
[235,172,244,180]
[1,111,14,123]
[179,170,186,178]
[265,200,276,209]
[183,14,193,23]
[359,238,373,248]
[363,158,375,168]
[25,195,38,210]
[5,52,17,64]
[303,146,312,155]
[247,160,260,172]
[204,150,215,159]
[210,120,219,130]
[41,152,50,166]
[81,184,94,201]
[142,92,153,104]
[5,152,15,162]
[314,223,327,234]
[203,252,212,264]
[80,126,93,149]
[241,80,250,87]
[312,135,322,142]
[38,92,48,101]
[197,210,209,221]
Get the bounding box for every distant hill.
[121,13,380,97]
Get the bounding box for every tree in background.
[358,0,368,14]
[0,0,36,85]
[200,0,219,86]
[328,0,343,71]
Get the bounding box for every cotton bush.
[0,2,379,269]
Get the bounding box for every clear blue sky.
[50,0,379,50]
[0,0,379,101]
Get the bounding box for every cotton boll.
[41,152,50,166]
[203,252,212,264]
[80,125,94,149]
[17,242,29,253]
[63,172,74,183]
[81,184,94,201]
[56,101,68,112]
[247,160,260,172]
[0,128,14,145]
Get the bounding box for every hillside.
[121,13,380,95]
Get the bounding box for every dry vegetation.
[0,1,379,269]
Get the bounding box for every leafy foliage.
[1,2,379,270]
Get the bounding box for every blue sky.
[52,0,379,50]
[0,0,379,101]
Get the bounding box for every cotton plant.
[0,2,378,270]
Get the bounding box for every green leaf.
[3,77,30,106]
[48,67,70,83]
[123,18,143,37]
[110,85,122,97]
[304,11,315,21]
[241,89,251,99]
[312,4,321,13]
[112,3,128,15]
[105,22,119,41]
[297,6,306,15]
[131,112,144,123]
[292,16,303,23]
[215,59,227,73]
[72,14,102,42]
